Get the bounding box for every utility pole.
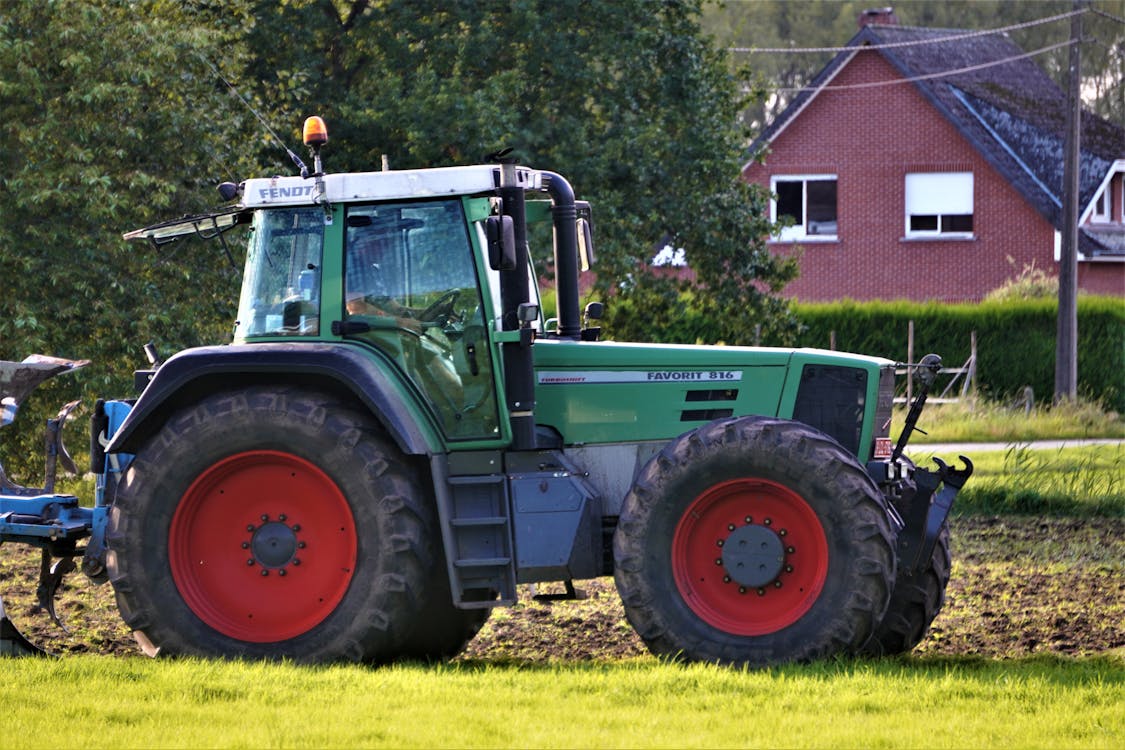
[1055,0,1084,402]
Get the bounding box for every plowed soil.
[1,516,1121,661]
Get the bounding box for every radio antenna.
[193,52,309,178]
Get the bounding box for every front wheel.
[614,416,896,667]
[106,387,433,663]
[861,521,951,656]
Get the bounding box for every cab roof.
[244,165,541,208]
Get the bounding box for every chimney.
[858,7,899,28]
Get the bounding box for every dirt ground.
[1,516,1121,661]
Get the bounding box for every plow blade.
[0,595,47,657]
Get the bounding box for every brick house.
[742,11,1125,302]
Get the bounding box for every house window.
[1091,186,1110,223]
[771,175,838,241]
[905,172,974,237]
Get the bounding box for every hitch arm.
[892,353,942,463]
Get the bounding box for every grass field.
[894,397,1123,443]
[910,443,1125,516]
[0,655,1121,748]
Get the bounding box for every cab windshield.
[234,208,325,338]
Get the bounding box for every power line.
[774,39,1076,93]
[730,8,1085,54]
[1090,6,1125,25]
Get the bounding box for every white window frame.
[1079,161,1125,226]
[769,174,838,242]
[904,172,974,238]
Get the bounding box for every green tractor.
[88,118,970,666]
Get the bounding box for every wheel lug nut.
[774,580,783,588]
[779,529,788,537]
[260,514,269,522]
[246,524,256,532]
[241,542,250,549]
[278,568,287,577]
[247,559,255,566]
[744,516,752,524]
[764,518,772,526]
[278,514,287,522]
[786,546,795,554]
[727,523,736,531]
[716,539,725,547]
[297,541,306,549]
[261,569,269,577]
[292,558,301,566]
[738,586,747,594]
[292,524,301,532]
[723,575,731,583]
[714,558,723,566]
[757,588,766,596]
[785,565,793,573]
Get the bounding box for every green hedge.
[792,297,1125,412]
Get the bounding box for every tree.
[0,0,251,474]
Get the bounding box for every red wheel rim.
[672,478,828,636]
[169,451,358,642]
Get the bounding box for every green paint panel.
[533,340,785,444]
[533,340,890,447]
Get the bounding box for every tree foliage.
[0,1,255,373]
[0,0,250,473]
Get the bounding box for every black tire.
[106,386,434,663]
[395,559,491,661]
[613,416,896,667]
[860,521,951,656]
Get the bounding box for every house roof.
[747,22,1125,257]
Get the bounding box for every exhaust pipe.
[542,172,581,339]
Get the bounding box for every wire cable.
[774,39,1075,93]
[1090,6,1125,25]
[730,8,1085,54]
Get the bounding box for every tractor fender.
[105,343,436,457]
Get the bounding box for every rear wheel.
[614,416,895,667]
[107,387,433,663]
[395,551,491,661]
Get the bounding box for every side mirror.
[486,215,517,271]
[581,301,603,342]
[577,217,595,271]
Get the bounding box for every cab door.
[340,199,501,442]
